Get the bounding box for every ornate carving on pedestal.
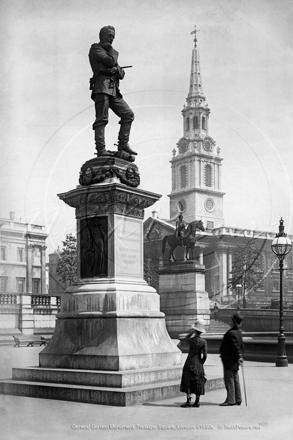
[58,185,160,220]
[79,157,140,188]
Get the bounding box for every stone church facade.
[144,27,293,308]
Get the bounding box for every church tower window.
[193,116,199,129]
[202,116,206,130]
[180,165,187,188]
[205,164,212,187]
[185,117,190,131]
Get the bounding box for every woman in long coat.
[179,320,207,408]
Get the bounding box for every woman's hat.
[191,320,206,333]
[232,313,243,326]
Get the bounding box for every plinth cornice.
[58,183,161,219]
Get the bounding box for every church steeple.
[169,26,225,229]
[188,25,205,99]
[181,25,211,144]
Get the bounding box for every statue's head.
[99,26,115,48]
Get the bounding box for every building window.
[185,117,190,131]
[17,248,24,262]
[0,277,8,292]
[32,246,41,265]
[16,278,25,293]
[207,221,214,230]
[193,116,199,129]
[202,116,206,129]
[205,164,213,187]
[32,278,40,294]
[1,247,6,261]
[180,165,187,188]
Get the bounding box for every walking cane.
[241,363,247,406]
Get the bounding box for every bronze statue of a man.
[176,214,186,245]
[89,26,137,157]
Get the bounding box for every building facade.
[144,28,293,309]
[0,212,60,334]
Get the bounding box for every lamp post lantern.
[271,218,292,367]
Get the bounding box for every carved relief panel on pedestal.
[80,216,108,278]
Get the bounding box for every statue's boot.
[94,125,108,156]
[117,122,137,155]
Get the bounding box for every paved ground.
[0,345,292,440]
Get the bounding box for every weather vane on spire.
[191,25,200,47]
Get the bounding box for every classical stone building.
[144,28,293,309]
[0,212,60,334]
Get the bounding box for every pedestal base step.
[12,365,183,388]
[0,367,224,406]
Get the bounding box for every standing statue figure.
[89,26,137,157]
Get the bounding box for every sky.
[1,0,293,255]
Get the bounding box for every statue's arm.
[90,45,117,68]
[116,65,125,80]
[91,46,125,80]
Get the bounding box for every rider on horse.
[162,218,205,262]
[175,214,186,246]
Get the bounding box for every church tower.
[169,26,225,229]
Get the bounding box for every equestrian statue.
[162,216,205,262]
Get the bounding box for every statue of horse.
[162,220,205,262]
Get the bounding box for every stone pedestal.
[39,172,181,372]
[158,260,210,338]
[0,157,183,406]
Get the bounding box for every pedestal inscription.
[115,215,142,278]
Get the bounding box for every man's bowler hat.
[232,313,243,326]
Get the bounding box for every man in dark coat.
[89,26,136,157]
[219,313,244,406]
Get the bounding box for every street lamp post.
[243,263,247,308]
[271,218,292,367]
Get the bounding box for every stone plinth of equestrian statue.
[159,214,210,337]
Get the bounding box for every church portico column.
[228,251,233,296]
[218,246,228,299]
[41,245,47,294]
[26,243,33,294]
[199,248,204,265]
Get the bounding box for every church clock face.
[203,138,212,152]
[178,138,188,154]
[205,198,215,212]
